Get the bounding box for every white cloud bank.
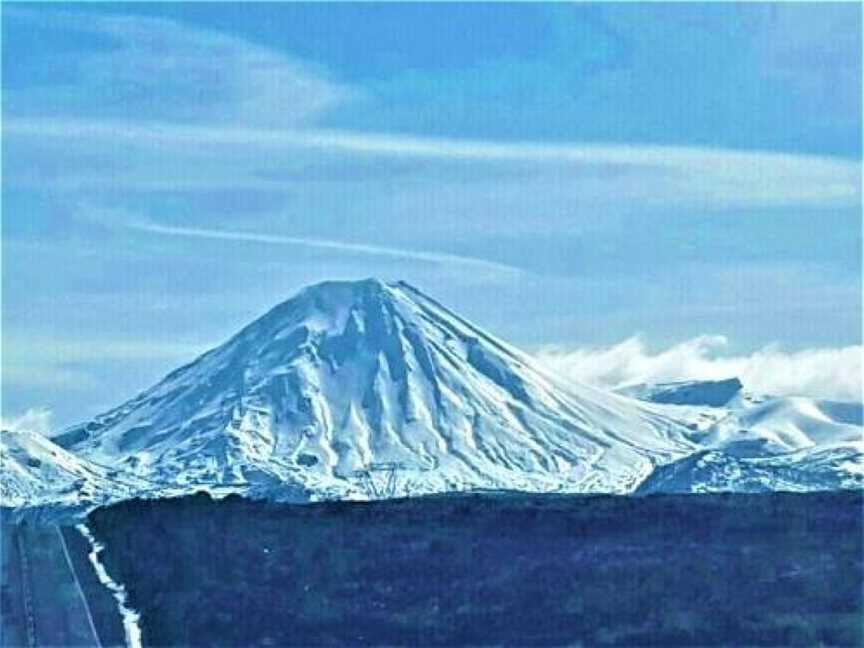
[536,336,863,402]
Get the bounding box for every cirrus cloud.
[5,116,859,211]
[4,7,358,127]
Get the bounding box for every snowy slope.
[56,279,695,501]
[622,380,861,455]
[698,397,861,456]
[635,443,863,494]
[622,379,862,493]
[0,428,146,508]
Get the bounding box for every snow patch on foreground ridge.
[76,523,143,648]
[6,279,863,512]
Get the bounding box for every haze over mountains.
[2,279,861,513]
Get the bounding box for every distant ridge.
[617,378,743,407]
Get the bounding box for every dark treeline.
[90,490,863,647]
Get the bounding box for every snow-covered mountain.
[8,280,861,511]
[635,443,863,494]
[54,279,695,502]
[696,396,861,456]
[622,379,862,493]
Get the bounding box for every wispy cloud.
[6,117,859,208]
[126,219,524,279]
[4,7,357,127]
[5,117,846,165]
[4,5,859,213]
[4,7,859,216]
[0,407,54,436]
[536,336,863,402]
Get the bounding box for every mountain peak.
[56,279,694,500]
[293,277,425,302]
[247,278,422,338]
[298,277,393,298]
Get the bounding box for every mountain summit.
[56,279,695,500]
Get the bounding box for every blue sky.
[2,3,862,427]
